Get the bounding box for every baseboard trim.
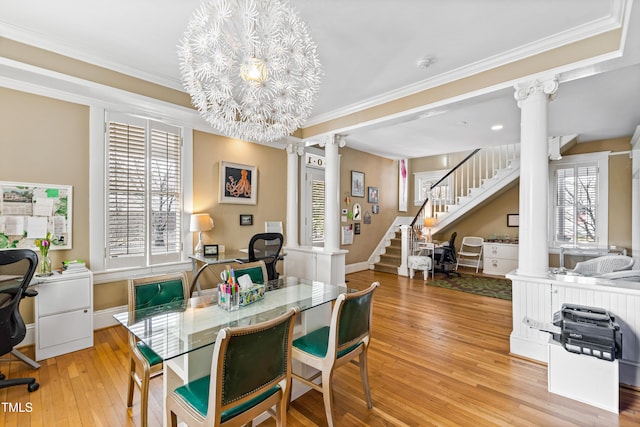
[346,262,370,274]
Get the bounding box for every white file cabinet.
[32,270,93,361]
[483,242,518,276]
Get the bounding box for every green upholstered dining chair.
[166,306,299,427]
[190,260,268,296]
[126,272,190,427]
[291,282,379,427]
[229,260,268,285]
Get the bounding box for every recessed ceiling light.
[491,124,504,131]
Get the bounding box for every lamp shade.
[423,217,437,228]
[190,214,214,232]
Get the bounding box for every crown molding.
[1,25,184,91]
[303,0,628,127]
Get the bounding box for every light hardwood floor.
[2,269,640,426]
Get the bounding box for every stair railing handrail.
[410,148,481,229]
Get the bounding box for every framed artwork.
[507,213,519,227]
[352,203,362,221]
[372,204,380,214]
[219,161,257,204]
[351,171,365,197]
[240,214,253,226]
[368,186,379,203]
[398,159,408,212]
[354,223,361,235]
[203,244,219,257]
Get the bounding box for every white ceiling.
[1,0,639,159]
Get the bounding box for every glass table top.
[114,276,347,361]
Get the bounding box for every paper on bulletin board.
[341,225,354,245]
[0,181,72,250]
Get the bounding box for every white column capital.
[285,142,304,156]
[514,76,559,107]
[305,133,346,148]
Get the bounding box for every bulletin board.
[0,181,72,250]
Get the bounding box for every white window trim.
[90,106,193,282]
[413,169,451,206]
[548,151,609,250]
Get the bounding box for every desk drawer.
[37,277,91,316]
[39,309,92,349]
[484,243,518,259]
[484,258,518,276]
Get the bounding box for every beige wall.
[338,147,400,264]
[192,131,288,251]
[0,87,91,321]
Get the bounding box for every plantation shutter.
[106,112,182,269]
[553,162,598,245]
[150,122,182,264]
[311,178,325,244]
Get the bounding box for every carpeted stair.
[373,230,402,274]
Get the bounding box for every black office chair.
[0,249,40,392]
[247,232,284,282]
[433,232,461,278]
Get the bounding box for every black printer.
[552,303,622,361]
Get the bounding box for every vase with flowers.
[35,232,53,276]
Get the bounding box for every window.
[310,177,325,244]
[549,152,608,248]
[414,170,451,206]
[106,112,183,269]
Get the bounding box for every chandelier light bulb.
[241,57,268,83]
[178,0,322,143]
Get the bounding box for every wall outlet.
[218,245,225,253]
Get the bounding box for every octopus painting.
[225,168,252,198]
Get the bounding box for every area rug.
[427,273,512,301]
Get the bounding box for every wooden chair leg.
[359,351,373,409]
[126,359,136,408]
[140,370,150,427]
[321,370,335,427]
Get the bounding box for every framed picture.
[351,171,365,197]
[372,204,380,214]
[368,186,379,203]
[354,223,361,235]
[352,203,362,221]
[219,161,257,204]
[203,244,219,257]
[507,213,519,227]
[239,214,253,226]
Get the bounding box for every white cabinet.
[483,242,518,276]
[32,270,93,361]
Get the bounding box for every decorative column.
[286,141,303,247]
[323,134,344,251]
[514,76,558,277]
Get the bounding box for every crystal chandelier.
[178,0,322,143]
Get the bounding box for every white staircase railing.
[403,143,520,275]
[414,143,520,233]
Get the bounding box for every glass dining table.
[113,275,347,426]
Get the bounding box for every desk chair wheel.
[0,373,4,380]
[28,382,39,392]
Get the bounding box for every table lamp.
[190,213,214,256]
[422,217,437,243]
